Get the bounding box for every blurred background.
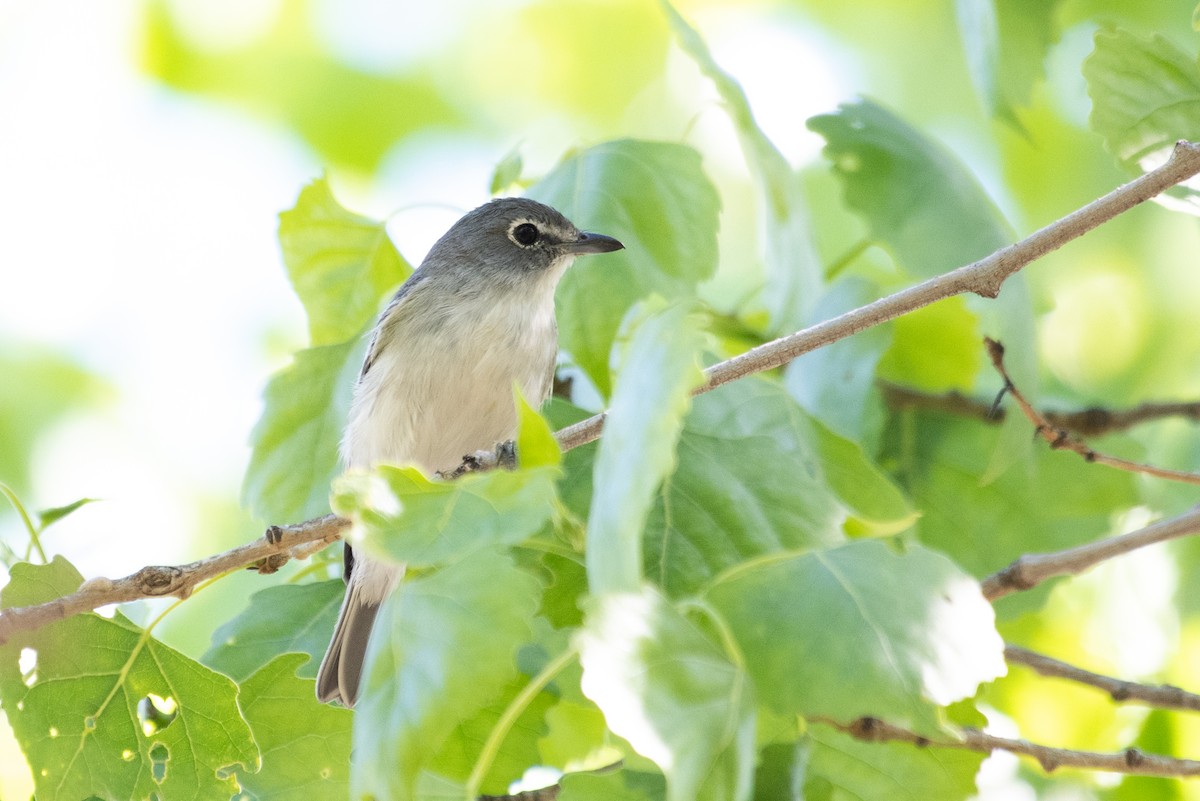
[2,0,1199,796]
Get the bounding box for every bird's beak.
[566,231,624,255]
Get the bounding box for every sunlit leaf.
[333,461,558,569]
[1084,28,1200,210]
[586,299,706,593]
[876,297,982,393]
[530,140,719,397]
[578,586,755,801]
[0,558,258,801]
[352,550,541,801]
[537,696,613,771]
[279,178,411,347]
[515,391,562,469]
[706,540,1005,734]
[665,1,821,331]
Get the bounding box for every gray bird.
[316,197,624,706]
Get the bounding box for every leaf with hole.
[0,557,258,801]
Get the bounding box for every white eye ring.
[510,221,540,247]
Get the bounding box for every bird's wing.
[359,270,428,381]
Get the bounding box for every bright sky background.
[0,0,854,579]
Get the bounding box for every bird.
[316,197,624,706]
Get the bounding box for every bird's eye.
[512,222,539,246]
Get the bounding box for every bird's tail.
[316,579,381,707]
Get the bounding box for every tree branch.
[820,716,1200,777]
[881,381,1200,436]
[4,142,1200,641]
[1006,644,1200,712]
[556,140,1200,452]
[981,506,1200,601]
[986,338,1200,486]
[0,514,347,643]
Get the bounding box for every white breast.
[341,284,559,474]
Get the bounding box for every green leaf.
[578,586,755,801]
[0,348,106,496]
[537,550,589,629]
[429,673,555,793]
[586,300,706,594]
[0,557,258,801]
[807,419,915,537]
[243,337,364,523]
[808,98,1035,415]
[785,276,893,446]
[665,1,820,331]
[143,3,467,172]
[36,497,100,530]
[333,462,559,569]
[899,411,1139,614]
[515,389,562,469]
[233,653,352,800]
[352,550,542,801]
[203,579,343,682]
[644,379,845,597]
[279,178,411,348]
[559,769,667,801]
[753,742,805,801]
[1084,28,1200,209]
[530,140,720,397]
[954,0,1058,128]
[706,540,1005,734]
[490,147,525,195]
[808,99,1010,279]
[993,0,1061,109]
[806,723,983,801]
[537,696,614,770]
[955,0,1006,119]
[876,297,982,393]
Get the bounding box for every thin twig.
[986,338,1200,486]
[819,716,1200,777]
[1006,644,1200,712]
[5,142,1200,640]
[0,515,347,643]
[1045,401,1200,436]
[981,506,1200,601]
[880,382,1200,436]
[556,141,1200,452]
[479,789,559,801]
